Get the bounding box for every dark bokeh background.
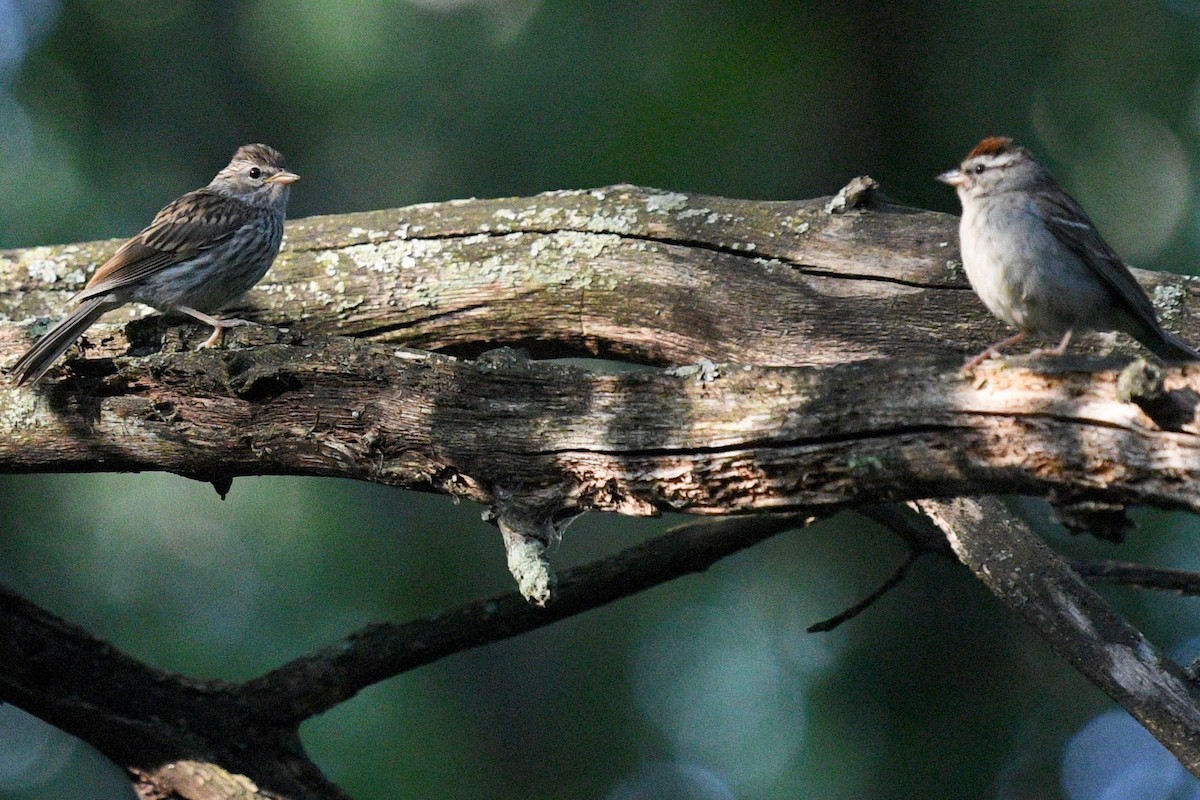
[4,2,1200,799]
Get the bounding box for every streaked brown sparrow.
[938,136,1198,368]
[10,143,299,385]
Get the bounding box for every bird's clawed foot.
[1028,331,1074,360]
[198,319,255,350]
[176,306,255,350]
[964,331,1028,370]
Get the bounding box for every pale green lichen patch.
[548,230,620,261]
[848,454,884,473]
[488,208,526,233]
[372,234,536,309]
[0,390,48,431]
[315,251,341,278]
[529,237,551,259]
[6,240,115,295]
[751,257,788,274]
[340,237,460,277]
[1116,359,1163,404]
[536,188,594,201]
[378,229,630,305]
[344,226,392,242]
[473,189,699,236]
[645,192,688,213]
[779,215,813,236]
[26,258,61,285]
[292,266,366,315]
[665,359,721,383]
[524,232,626,293]
[507,201,641,234]
[1152,282,1188,318]
[20,246,76,285]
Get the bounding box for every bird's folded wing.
[74,190,256,301]
[1035,191,1160,328]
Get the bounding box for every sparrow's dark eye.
[973,163,987,175]
[248,167,262,179]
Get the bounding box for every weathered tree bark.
[5,184,1196,366]
[3,183,1200,798]
[2,337,1199,515]
[921,497,1200,774]
[3,186,1199,515]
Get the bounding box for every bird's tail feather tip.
[1148,330,1200,363]
[8,298,113,386]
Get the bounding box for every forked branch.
[3,185,1200,796]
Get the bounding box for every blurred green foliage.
[4,1,1200,798]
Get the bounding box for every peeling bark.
[2,335,1198,515]
[4,185,1200,797]
[5,185,1196,366]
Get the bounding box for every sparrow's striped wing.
[75,190,256,302]
[1033,190,1160,329]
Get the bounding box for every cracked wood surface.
[1,332,1199,516]
[4,185,1197,367]
[6,185,1200,797]
[3,185,1199,514]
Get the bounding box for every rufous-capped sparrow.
[938,136,1198,368]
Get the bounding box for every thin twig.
[242,511,824,723]
[1072,559,1200,596]
[806,548,924,633]
[861,502,1200,599]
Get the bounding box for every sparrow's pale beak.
[268,170,301,185]
[937,168,965,187]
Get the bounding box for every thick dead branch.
[4,185,1200,795]
[918,497,1200,774]
[4,187,1198,517]
[0,513,816,799]
[3,185,1196,366]
[1,334,1198,516]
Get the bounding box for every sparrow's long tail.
[1137,324,1200,363]
[10,297,116,385]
